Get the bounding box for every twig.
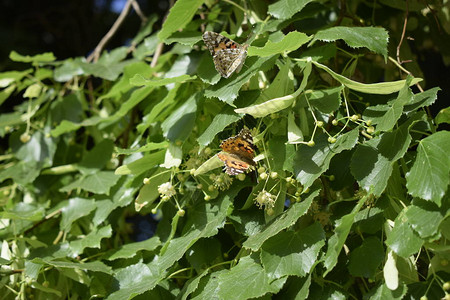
[131,0,147,23]
[150,0,175,68]
[396,0,412,65]
[151,43,164,68]
[388,56,424,92]
[24,209,62,235]
[87,0,134,63]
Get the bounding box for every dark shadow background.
[0,0,168,70]
[1,0,448,119]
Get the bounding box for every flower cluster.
[210,173,233,191]
[158,182,176,201]
[254,190,276,210]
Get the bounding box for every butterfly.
[202,31,249,78]
[217,128,256,175]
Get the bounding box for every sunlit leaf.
[243,188,318,251]
[261,223,325,279]
[248,31,311,57]
[406,131,450,206]
[312,27,389,59]
[268,0,315,19]
[157,0,204,42]
[311,60,422,94]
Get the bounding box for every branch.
[86,0,134,63]
[150,0,175,68]
[132,0,147,23]
[396,0,412,65]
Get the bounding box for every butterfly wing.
[217,152,252,175]
[220,128,255,165]
[213,48,246,78]
[202,31,248,78]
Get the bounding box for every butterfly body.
[217,129,256,175]
[202,31,248,78]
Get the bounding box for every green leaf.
[186,238,223,272]
[115,150,165,176]
[197,52,221,85]
[50,117,102,137]
[0,202,44,222]
[311,60,422,94]
[404,199,444,239]
[308,86,343,113]
[294,130,359,191]
[348,237,384,278]
[178,270,209,300]
[367,283,407,300]
[353,207,384,234]
[323,195,367,275]
[0,85,16,107]
[0,161,41,185]
[135,169,171,211]
[436,107,450,125]
[193,154,223,176]
[60,198,97,231]
[106,237,160,260]
[404,87,440,113]
[23,83,42,98]
[257,59,295,102]
[363,79,413,132]
[76,60,129,81]
[109,261,155,300]
[112,191,235,298]
[165,31,202,46]
[157,0,204,42]
[161,143,182,168]
[30,281,62,297]
[200,256,287,299]
[53,58,84,82]
[98,61,151,101]
[243,188,318,251]
[161,92,198,142]
[130,74,195,86]
[78,139,114,174]
[281,275,312,300]
[197,106,241,148]
[268,0,315,19]
[248,31,311,57]
[137,84,180,133]
[383,250,399,290]
[115,142,169,155]
[235,61,311,117]
[385,210,424,258]
[312,27,389,59]
[103,86,155,126]
[32,258,112,274]
[260,223,325,279]
[406,131,450,206]
[9,51,56,63]
[69,225,112,256]
[351,139,393,196]
[133,34,159,60]
[0,69,32,85]
[14,131,56,167]
[204,55,277,105]
[60,171,120,195]
[287,112,304,144]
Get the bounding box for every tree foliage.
[0,0,449,299]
